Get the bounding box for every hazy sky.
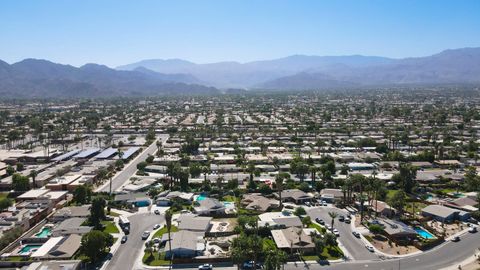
[1,0,479,67]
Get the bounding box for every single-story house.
[241,194,279,212]
[377,218,417,240]
[165,230,205,259]
[319,189,344,204]
[271,227,315,253]
[177,214,212,233]
[193,198,225,216]
[277,189,313,204]
[51,217,92,236]
[421,205,470,223]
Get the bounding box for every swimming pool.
[35,227,51,238]
[223,201,235,208]
[196,194,207,201]
[414,227,436,239]
[19,244,42,254]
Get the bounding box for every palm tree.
[328,211,338,232]
[202,166,210,186]
[165,210,173,269]
[275,175,284,208]
[145,240,154,257]
[29,169,38,189]
[309,165,317,187]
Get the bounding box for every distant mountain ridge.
[1,47,480,98]
[118,47,480,89]
[0,59,217,98]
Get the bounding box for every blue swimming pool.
[35,227,51,238]
[19,244,42,254]
[414,227,435,239]
[196,194,207,201]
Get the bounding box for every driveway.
[307,206,379,261]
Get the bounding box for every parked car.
[153,224,161,230]
[152,237,160,244]
[365,245,374,252]
[322,201,328,206]
[154,209,160,215]
[121,236,128,244]
[339,215,345,222]
[468,218,479,224]
[333,228,340,236]
[344,217,351,224]
[141,231,150,240]
[352,231,361,238]
[326,224,332,231]
[243,261,262,270]
[305,201,311,207]
[468,226,477,233]
[315,218,325,225]
[198,264,213,270]
[451,236,461,242]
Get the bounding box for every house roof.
[422,205,458,218]
[378,218,417,237]
[271,227,314,249]
[177,214,212,232]
[280,189,311,201]
[167,230,199,251]
[272,216,303,228]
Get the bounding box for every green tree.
[294,206,306,216]
[12,173,30,192]
[388,190,406,217]
[74,185,90,204]
[0,198,12,210]
[6,165,14,176]
[165,210,173,268]
[90,197,106,229]
[16,162,24,171]
[80,230,113,264]
[368,224,384,234]
[328,211,338,232]
[29,169,38,188]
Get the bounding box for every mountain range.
[119,47,480,89]
[1,47,480,98]
[0,59,218,98]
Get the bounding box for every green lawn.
[263,238,276,249]
[101,221,119,234]
[143,252,170,266]
[301,246,344,261]
[153,225,178,238]
[0,193,8,200]
[309,223,327,233]
[386,189,400,201]
[109,211,120,217]
[222,195,236,202]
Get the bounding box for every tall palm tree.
[328,211,338,232]
[165,210,173,269]
[202,166,210,187]
[275,175,284,208]
[29,169,38,189]
[309,165,317,187]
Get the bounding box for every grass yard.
[101,221,119,234]
[153,225,178,238]
[386,189,400,201]
[0,192,9,200]
[143,252,170,266]
[309,222,327,233]
[301,246,344,261]
[222,195,236,202]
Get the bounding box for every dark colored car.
[339,215,345,222]
[315,218,325,225]
[243,261,262,269]
[121,236,128,243]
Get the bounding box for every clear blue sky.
[1,0,479,67]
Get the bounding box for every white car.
[153,224,161,230]
[468,226,477,233]
[333,228,340,236]
[198,264,213,270]
[365,245,374,252]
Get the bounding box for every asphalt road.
[107,212,165,270]
[307,206,378,261]
[98,134,169,192]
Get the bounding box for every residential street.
[306,206,378,261]
[106,212,165,270]
[97,134,169,192]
